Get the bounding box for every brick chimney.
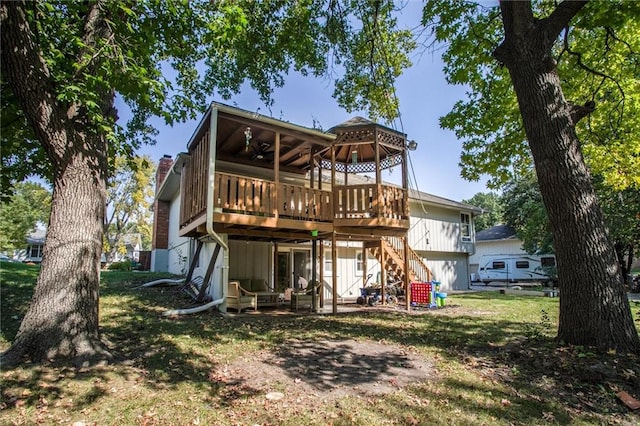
[155,154,173,192]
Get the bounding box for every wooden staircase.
[366,236,432,284]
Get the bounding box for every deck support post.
[404,236,411,311]
[332,232,338,314]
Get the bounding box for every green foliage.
[3,1,414,191]
[524,309,552,342]
[502,169,639,279]
[0,182,51,252]
[331,1,415,121]
[462,192,503,232]
[594,178,640,278]
[501,170,554,254]
[422,0,529,187]
[566,2,640,190]
[423,0,640,190]
[104,155,155,261]
[107,260,132,272]
[0,81,51,201]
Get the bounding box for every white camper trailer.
[477,254,556,284]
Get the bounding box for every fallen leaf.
[265,392,284,401]
[617,391,640,410]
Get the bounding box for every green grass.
[1,261,639,425]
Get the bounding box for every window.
[516,261,529,269]
[29,244,43,258]
[492,261,505,269]
[541,257,556,267]
[355,252,364,275]
[324,250,333,272]
[460,213,472,242]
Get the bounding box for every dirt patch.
[210,339,434,402]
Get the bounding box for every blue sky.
[135,3,490,202]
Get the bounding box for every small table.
[255,292,280,308]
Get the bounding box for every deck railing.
[180,132,209,227]
[213,172,333,222]
[333,184,408,220]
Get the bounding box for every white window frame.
[460,212,472,243]
[355,252,364,276]
[324,250,333,273]
[29,244,43,258]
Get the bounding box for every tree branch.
[540,0,589,43]
[0,2,64,159]
[493,1,535,66]
[569,100,596,125]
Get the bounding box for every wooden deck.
[178,171,409,239]
[177,109,410,241]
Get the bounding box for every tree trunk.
[1,2,112,365]
[2,141,110,364]
[495,1,639,352]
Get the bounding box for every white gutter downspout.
[163,106,229,316]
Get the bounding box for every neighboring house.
[18,229,142,265]
[102,233,143,265]
[468,224,525,278]
[117,233,142,262]
[151,103,481,312]
[15,228,47,263]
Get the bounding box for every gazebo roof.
[321,117,408,173]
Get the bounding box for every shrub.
[108,260,132,271]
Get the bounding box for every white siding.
[166,192,190,275]
[228,240,272,287]
[422,252,469,291]
[408,202,474,254]
[191,239,227,302]
[321,246,381,300]
[469,239,525,274]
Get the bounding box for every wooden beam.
[273,241,278,291]
[403,236,411,311]
[319,240,324,306]
[178,213,206,237]
[332,232,338,314]
[213,212,333,232]
[212,224,331,242]
[219,112,333,146]
[185,239,204,282]
[197,243,222,303]
[333,218,409,228]
[274,132,280,219]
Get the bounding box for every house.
[150,103,481,312]
[14,228,47,263]
[468,224,525,278]
[19,228,142,266]
[115,233,142,262]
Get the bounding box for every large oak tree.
[0,0,413,364]
[425,0,638,351]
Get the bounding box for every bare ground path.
[210,338,434,403]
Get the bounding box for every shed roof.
[476,224,518,241]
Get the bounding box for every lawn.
[1,261,639,425]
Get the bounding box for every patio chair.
[226,280,257,312]
[290,281,321,311]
